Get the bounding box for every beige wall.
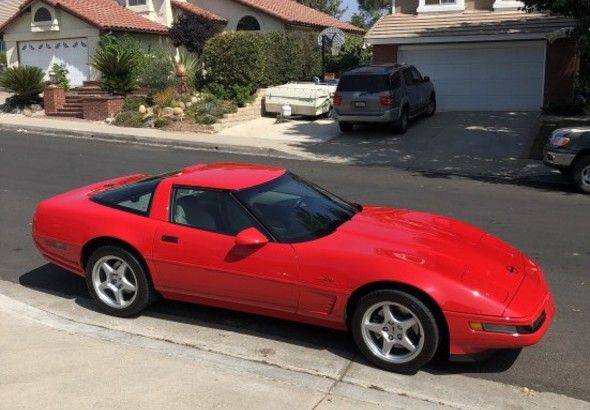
[188,0,285,32]
[395,0,495,14]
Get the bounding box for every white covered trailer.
[264,83,337,117]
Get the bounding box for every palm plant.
[90,34,144,95]
[177,50,199,91]
[0,65,45,104]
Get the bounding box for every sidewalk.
[0,293,431,410]
[1,279,588,410]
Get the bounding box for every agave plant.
[0,65,45,103]
[90,34,145,95]
[177,50,199,91]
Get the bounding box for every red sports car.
[32,163,554,373]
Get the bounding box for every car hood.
[338,206,525,311]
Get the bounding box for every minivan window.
[338,75,390,93]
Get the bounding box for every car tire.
[426,96,436,117]
[395,107,409,134]
[85,246,158,317]
[339,121,353,133]
[571,154,590,194]
[351,289,439,374]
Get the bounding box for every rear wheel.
[572,155,590,194]
[351,290,439,373]
[85,246,157,317]
[426,96,436,117]
[339,121,353,133]
[395,107,409,134]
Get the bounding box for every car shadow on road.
[20,263,521,375]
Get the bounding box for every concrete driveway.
[293,112,551,180]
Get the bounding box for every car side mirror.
[423,76,430,82]
[235,228,268,247]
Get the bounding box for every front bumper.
[335,107,400,123]
[543,147,576,169]
[446,261,555,357]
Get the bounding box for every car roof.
[166,163,287,190]
[343,64,407,76]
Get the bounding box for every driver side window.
[171,187,257,236]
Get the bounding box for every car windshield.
[337,74,389,93]
[235,173,359,243]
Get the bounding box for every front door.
[150,187,299,312]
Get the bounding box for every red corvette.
[32,163,554,373]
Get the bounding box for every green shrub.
[202,32,266,99]
[139,49,174,95]
[194,113,217,124]
[49,63,70,91]
[114,110,145,127]
[154,117,172,128]
[91,34,144,95]
[324,35,372,76]
[177,51,199,92]
[122,96,148,112]
[0,65,45,105]
[0,51,7,65]
[203,82,226,100]
[152,86,177,108]
[231,84,254,107]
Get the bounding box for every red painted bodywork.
[32,163,554,358]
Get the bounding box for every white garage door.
[19,38,89,86]
[398,41,546,111]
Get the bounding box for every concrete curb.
[0,123,306,161]
[0,279,587,410]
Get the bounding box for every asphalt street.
[0,130,588,401]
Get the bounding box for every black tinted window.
[91,178,160,216]
[411,67,423,82]
[391,72,401,89]
[337,75,390,93]
[172,188,258,236]
[235,174,358,243]
[402,69,414,86]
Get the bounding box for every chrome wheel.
[91,256,138,309]
[361,302,424,364]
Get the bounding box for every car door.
[410,67,428,110]
[402,68,420,116]
[150,186,300,313]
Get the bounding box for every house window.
[493,0,524,10]
[417,0,464,13]
[128,0,147,5]
[33,7,52,22]
[237,16,261,31]
[424,0,456,5]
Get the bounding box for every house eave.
[366,32,556,45]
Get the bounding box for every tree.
[169,12,223,55]
[521,0,590,100]
[357,0,391,26]
[295,0,347,19]
[349,12,369,29]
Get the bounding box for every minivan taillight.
[380,95,394,106]
[333,95,342,106]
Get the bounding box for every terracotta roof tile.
[172,1,226,23]
[0,0,25,27]
[233,0,364,34]
[1,0,168,34]
[366,11,575,42]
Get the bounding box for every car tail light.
[380,95,394,106]
[333,95,342,106]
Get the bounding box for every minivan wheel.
[339,121,353,133]
[395,108,409,134]
[572,155,590,194]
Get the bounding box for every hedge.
[201,31,371,100]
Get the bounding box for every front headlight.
[469,322,518,334]
[549,132,571,147]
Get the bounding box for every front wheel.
[426,96,436,117]
[395,108,409,134]
[85,246,158,317]
[572,155,590,194]
[351,290,439,373]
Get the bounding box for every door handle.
[161,235,178,244]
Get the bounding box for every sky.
[342,0,359,20]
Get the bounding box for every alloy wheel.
[91,256,138,309]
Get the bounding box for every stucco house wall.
[3,0,100,77]
[188,0,285,32]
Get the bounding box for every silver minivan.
[333,64,436,134]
